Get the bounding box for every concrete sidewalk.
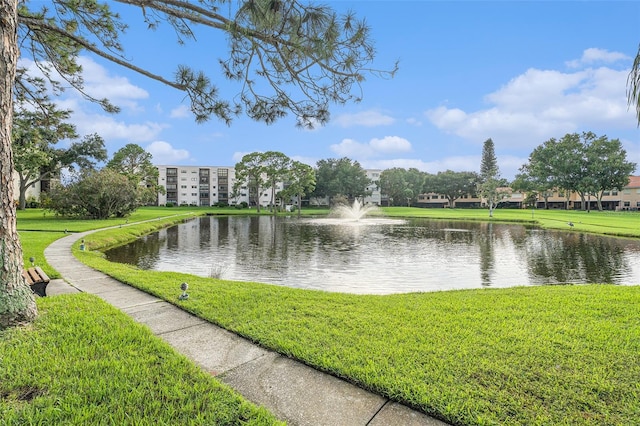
[44,231,448,426]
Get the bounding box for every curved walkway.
[45,230,448,426]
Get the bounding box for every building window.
[624,201,630,207]
[181,185,187,189]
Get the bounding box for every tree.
[282,160,315,218]
[311,158,371,204]
[48,168,139,219]
[377,167,427,207]
[582,133,636,210]
[477,138,505,217]
[12,105,107,210]
[12,104,75,209]
[234,152,267,212]
[518,140,562,209]
[520,132,636,211]
[106,143,162,206]
[379,168,408,207]
[2,0,394,328]
[0,0,36,326]
[431,170,479,207]
[261,151,292,213]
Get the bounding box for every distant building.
[155,165,284,207]
[155,167,640,211]
[156,165,383,208]
[363,169,382,205]
[415,176,640,211]
[619,175,640,211]
[12,172,40,202]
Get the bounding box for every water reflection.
[104,216,640,294]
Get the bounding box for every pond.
[104,215,640,294]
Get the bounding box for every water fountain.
[310,198,402,226]
[332,198,379,221]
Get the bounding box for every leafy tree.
[520,132,636,211]
[378,167,427,207]
[431,170,479,207]
[312,157,371,204]
[261,151,292,213]
[106,143,162,206]
[582,133,636,210]
[2,0,394,327]
[281,160,316,218]
[12,105,107,210]
[379,168,408,207]
[517,141,562,209]
[47,168,139,219]
[477,138,506,217]
[234,152,267,213]
[402,188,414,207]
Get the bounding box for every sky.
[22,1,640,180]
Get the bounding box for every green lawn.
[7,206,640,425]
[0,294,281,425]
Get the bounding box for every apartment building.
[157,165,236,206]
[363,169,382,205]
[157,165,383,208]
[156,165,284,207]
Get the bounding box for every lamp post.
[179,282,189,300]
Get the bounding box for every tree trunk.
[18,175,26,210]
[0,0,38,329]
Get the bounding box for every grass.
[0,294,282,425]
[380,207,640,238]
[8,206,640,425]
[17,208,202,278]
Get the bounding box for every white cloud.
[370,136,412,153]
[333,110,396,127]
[71,110,167,143]
[170,104,191,119]
[147,141,190,164]
[406,117,423,126]
[426,63,635,150]
[76,57,149,109]
[330,138,373,157]
[566,48,630,68]
[330,136,412,158]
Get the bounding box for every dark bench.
[22,267,50,297]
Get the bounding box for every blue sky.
[23,1,640,179]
